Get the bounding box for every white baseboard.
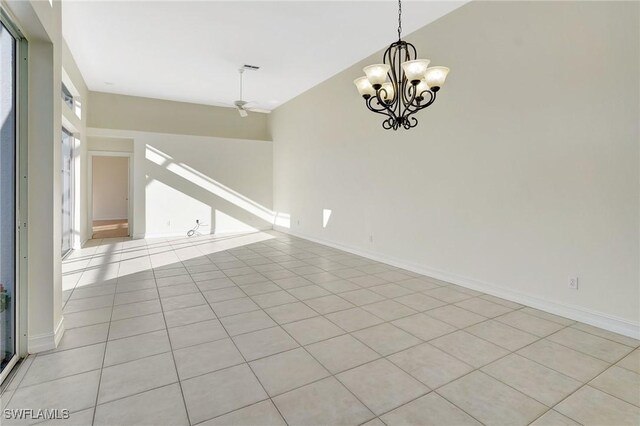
[28,317,66,354]
[275,226,640,339]
[138,228,272,239]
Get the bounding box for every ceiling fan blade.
[246,108,271,114]
[237,108,248,118]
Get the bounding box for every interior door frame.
[87,151,133,239]
[0,6,28,385]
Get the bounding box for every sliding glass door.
[61,128,74,255]
[0,21,17,378]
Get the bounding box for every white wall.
[3,0,65,353]
[270,1,639,336]
[92,155,128,220]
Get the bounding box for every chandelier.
[354,0,450,130]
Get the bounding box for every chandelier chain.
[397,0,402,40]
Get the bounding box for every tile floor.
[1,230,639,425]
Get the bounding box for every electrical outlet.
[568,276,578,290]
[297,220,300,226]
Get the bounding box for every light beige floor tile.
[98,352,178,404]
[466,319,538,351]
[339,289,386,306]
[479,294,523,310]
[94,383,189,426]
[55,323,110,351]
[438,371,546,426]
[168,319,228,349]
[157,282,199,298]
[517,339,609,382]
[369,283,415,298]
[251,290,297,308]
[220,310,277,336]
[232,326,299,361]
[63,294,114,314]
[114,288,158,305]
[108,313,166,340]
[337,359,429,415]
[240,281,281,296]
[349,275,389,288]
[455,297,513,318]
[361,300,418,321]
[590,365,640,407]
[273,377,374,426]
[317,279,360,293]
[392,313,456,341]
[265,302,318,324]
[111,299,162,321]
[7,370,100,414]
[325,307,384,332]
[482,353,581,406]
[547,327,633,363]
[38,408,95,425]
[164,304,216,328]
[425,287,474,303]
[396,277,441,292]
[182,364,268,424]
[388,343,473,389]
[201,400,286,426]
[570,322,640,347]
[273,276,313,289]
[381,392,481,426]
[618,349,640,374]
[430,330,509,368]
[425,305,486,328]
[285,310,347,341]
[393,293,447,311]
[64,307,111,329]
[555,386,640,426]
[519,307,575,326]
[495,310,565,337]
[104,329,170,367]
[174,338,244,380]
[306,334,380,374]
[250,348,329,396]
[304,294,355,314]
[161,292,208,311]
[211,297,260,317]
[287,285,331,300]
[529,410,580,426]
[196,277,236,291]
[203,286,246,303]
[21,343,104,387]
[353,323,422,356]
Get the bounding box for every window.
[0,20,17,379]
[62,82,73,109]
[61,128,74,256]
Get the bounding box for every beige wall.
[92,156,129,221]
[88,136,133,152]
[88,93,274,238]
[88,92,270,141]
[270,1,640,336]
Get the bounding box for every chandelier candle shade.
[354,0,450,130]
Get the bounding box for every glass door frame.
[0,7,28,385]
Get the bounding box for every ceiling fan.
[233,66,271,117]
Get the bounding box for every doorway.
[90,154,130,239]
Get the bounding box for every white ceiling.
[62,1,465,111]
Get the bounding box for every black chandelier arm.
[365,96,397,124]
[404,90,437,123]
[373,89,400,121]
